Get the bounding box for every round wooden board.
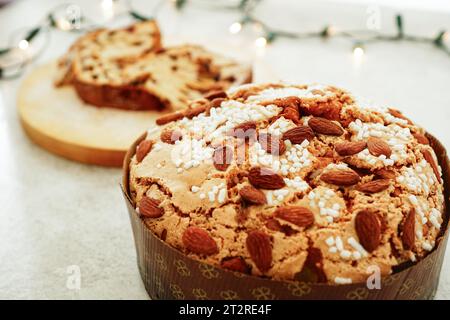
[17,62,160,167]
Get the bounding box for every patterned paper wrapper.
[122,133,449,300]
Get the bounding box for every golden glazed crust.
[129,83,445,284]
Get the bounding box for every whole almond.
[239,186,267,205]
[282,126,315,144]
[422,149,442,183]
[412,132,429,145]
[258,132,286,155]
[335,141,367,156]
[274,206,315,228]
[209,97,226,109]
[271,96,301,109]
[388,108,412,124]
[320,169,360,186]
[367,137,392,157]
[227,121,257,140]
[248,167,286,190]
[160,129,182,144]
[136,140,153,163]
[374,168,396,179]
[401,208,416,250]
[182,226,218,255]
[280,103,301,124]
[213,146,233,171]
[221,257,250,274]
[246,230,272,272]
[138,196,164,218]
[156,112,183,125]
[308,117,344,136]
[184,104,208,119]
[204,90,227,100]
[355,210,381,252]
[357,179,390,193]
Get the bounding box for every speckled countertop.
[0,0,449,299]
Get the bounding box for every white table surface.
[0,0,449,300]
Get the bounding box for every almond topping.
[221,257,250,274]
[281,105,301,123]
[282,125,315,144]
[248,167,286,190]
[355,210,381,252]
[401,208,416,250]
[204,90,227,100]
[412,133,429,145]
[388,108,412,124]
[160,129,182,144]
[239,186,267,205]
[374,168,396,180]
[156,112,183,125]
[184,104,208,119]
[246,230,272,272]
[136,140,153,162]
[367,137,392,157]
[356,179,390,193]
[308,117,344,136]
[320,169,360,186]
[209,97,226,109]
[335,141,367,156]
[422,149,441,183]
[182,226,218,255]
[274,206,315,228]
[138,196,164,218]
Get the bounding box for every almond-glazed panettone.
[129,83,445,284]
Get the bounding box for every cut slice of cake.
[55,21,252,111]
[55,20,162,88]
[119,45,252,111]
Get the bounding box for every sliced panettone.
[55,20,162,87]
[120,45,252,111]
[55,21,252,111]
[129,83,446,283]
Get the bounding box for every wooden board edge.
[20,116,126,167]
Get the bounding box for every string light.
[252,22,263,32]
[101,0,114,10]
[255,36,267,48]
[352,42,365,59]
[229,22,242,34]
[328,26,336,36]
[1,0,450,80]
[101,0,115,19]
[18,40,29,50]
[56,18,72,31]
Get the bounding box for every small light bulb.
[443,31,449,42]
[255,37,267,48]
[101,0,114,20]
[229,22,242,34]
[353,46,364,58]
[101,0,114,10]
[252,22,263,32]
[57,18,72,31]
[18,39,29,50]
[328,26,336,36]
